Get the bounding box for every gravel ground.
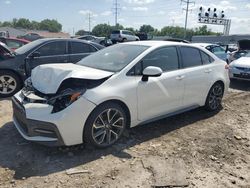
[0,80,249,188]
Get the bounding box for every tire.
[204,82,224,111]
[122,38,127,42]
[0,70,22,98]
[83,102,127,148]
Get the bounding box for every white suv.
[110,30,139,43]
[12,41,229,148]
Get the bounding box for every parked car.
[229,52,250,81]
[0,31,10,38]
[12,41,229,147]
[228,39,250,63]
[0,37,30,50]
[17,33,43,41]
[0,38,104,97]
[77,35,112,46]
[0,41,15,60]
[193,43,228,62]
[110,30,140,43]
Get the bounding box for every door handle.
[204,69,212,73]
[176,75,185,80]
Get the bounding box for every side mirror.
[142,66,163,82]
[29,51,40,58]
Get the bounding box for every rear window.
[112,30,120,34]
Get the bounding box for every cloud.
[124,0,154,5]
[157,11,165,15]
[118,18,126,22]
[101,11,112,16]
[4,0,11,4]
[196,1,237,12]
[79,10,98,17]
[246,4,250,9]
[133,7,148,11]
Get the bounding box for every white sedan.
[12,41,230,148]
[229,52,250,81]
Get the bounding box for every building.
[192,35,250,44]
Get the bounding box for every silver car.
[110,30,139,43]
[229,52,250,81]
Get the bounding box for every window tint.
[200,50,214,64]
[180,47,202,68]
[71,42,95,54]
[142,47,179,72]
[212,46,225,53]
[112,30,120,34]
[6,40,23,49]
[36,41,66,56]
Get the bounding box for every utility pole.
[88,13,92,34]
[112,0,121,27]
[181,0,195,39]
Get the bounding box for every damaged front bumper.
[12,90,97,146]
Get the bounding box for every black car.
[0,38,104,97]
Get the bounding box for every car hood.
[31,63,113,94]
[231,57,250,68]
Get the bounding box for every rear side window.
[70,42,96,54]
[36,41,66,56]
[142,47,179,72]
[200,50,214,64]
[6,39,23,49]
[180,47,202,68]
[112,30,120,34]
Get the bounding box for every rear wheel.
[83,102,127,148]
[205,82,224,111]
[122,38,127,42]
[0,71,21,98]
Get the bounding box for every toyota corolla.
[12,41,230,148]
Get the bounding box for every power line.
[181,0,195,38]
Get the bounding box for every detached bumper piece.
[12,97,64,146]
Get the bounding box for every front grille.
[12,98,28,134]
[234,74,250,79]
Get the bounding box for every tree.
[92,24,113,37]
[39,19,62,32]
[15,18,31,29]
[194,25,217,35]
[139,24,155,33]
[124,27,135,33]
[75,29,88,36]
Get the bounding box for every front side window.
[180,47,202,68]
[141,47,179,72]
[36,41,66,56]
[70,42,95,54]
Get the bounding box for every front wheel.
[83,102,127,148]
[205,82,224,111]
[0,71,22,98]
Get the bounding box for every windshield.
[77,44,149,72]
[15,39,44,54]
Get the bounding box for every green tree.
[75,29,88,36]
[39,19,62,32]
[194,25,217,35]
[92,24,113,37]
[124,27,135,33]
[139,24,155,33]
[15,18,31,29]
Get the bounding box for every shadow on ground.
[230,79,250,91]
[0,107,220,180]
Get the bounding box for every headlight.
[48,89,86,113]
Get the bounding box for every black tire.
[205,82,224,111]
[122,38,127,42]
[0,70,22,98]
[83,102,127,148]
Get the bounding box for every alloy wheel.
[92,108,125,146]
[208,84,223,110]
[0,75,17,95]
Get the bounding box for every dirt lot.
[0,80,249,188]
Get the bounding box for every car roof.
[192,43,216,47]
[122,40,196,48]
[35,38,99,45]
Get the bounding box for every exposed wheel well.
[95,99,131,128]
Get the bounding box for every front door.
[136,46,185,121]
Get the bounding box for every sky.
[0,0,250,35]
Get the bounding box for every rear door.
[27,41,68,74]
[69,41,97,63]
[179,46,213,107]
